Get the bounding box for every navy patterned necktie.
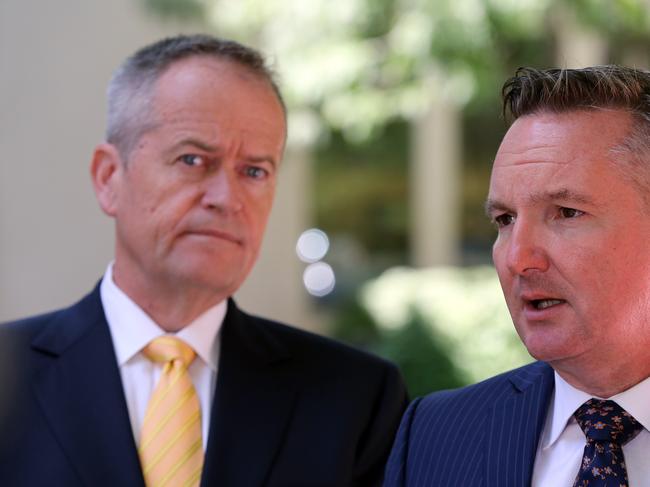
[572,399,643,487]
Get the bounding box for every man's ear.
[90,143,124,217]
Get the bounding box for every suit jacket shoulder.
[417,360,553,412]
[0,286,147,487]
[204,302,409,487]
[0,284,109,400]
[240,307,403,381]
[384,361,554,487]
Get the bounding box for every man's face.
[487,110,650,369]
[106,56,286,302]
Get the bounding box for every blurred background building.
[3,0,650,395]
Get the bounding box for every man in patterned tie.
[385,66,650,486]
[0,35,407,487]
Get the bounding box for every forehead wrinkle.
[529,188,595,206]
[497,141,562,155]
[495,160,570,167]
[494,148,572,167]
[496,138,573,167]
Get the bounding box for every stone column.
[410,97,462,267]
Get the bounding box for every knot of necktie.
[574,398,642,445]
[143,336,196,368]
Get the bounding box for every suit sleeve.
[382,397,423,487]
[351,363,409,487]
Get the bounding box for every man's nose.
[201,169,243,213]
[504,219,549,275]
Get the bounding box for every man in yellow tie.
[0,35,407,487]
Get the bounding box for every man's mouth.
[184,229,242,245]
[528,298,566,310]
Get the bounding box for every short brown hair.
[502,66,650,200]
[502,65,650,122]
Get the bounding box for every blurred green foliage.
[315,123,409,258]
[331,265,532,395]
[331,298,465,397]
[145,0,650,142]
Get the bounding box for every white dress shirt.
[99,263,225,449]
[532,371,650,486]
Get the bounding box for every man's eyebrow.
[484,199,510,217]
[166,138,279,167]
[168,138,219,154]
[245,155,278,168]
[484,188,595,217]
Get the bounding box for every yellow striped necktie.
[139,336,204,487]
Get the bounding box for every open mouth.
[529,298,566,310]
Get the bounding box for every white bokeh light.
[296,228,330,263]
[303,262,336,297]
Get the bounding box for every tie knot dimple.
[143,336,196,367]
[574,398,642,445]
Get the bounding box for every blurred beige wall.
[0,0,314,329]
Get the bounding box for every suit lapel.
[31,287,144,487]
[201,301,298,487]
[485,362,554,487]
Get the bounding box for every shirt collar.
[542,371,650,450]
[610,375,650,433]
[100,262,226,370]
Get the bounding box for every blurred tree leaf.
[330,298,466,397]
[360,266,532,384]
[142,0,204,20]
[143,0,650,143]
[374,312,467,397]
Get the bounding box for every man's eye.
[559,207,584,218]
[245,166,269,179]
[179,154,206,167]
[494,214,515,228]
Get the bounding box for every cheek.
[247,188,275,223]
[249,211,272,244]
[251,185,275,207]
[560,244,633,325]
[153,184,198,216]
[565,235,626,285]
[125,193,192,247]
[145,202,158,215]
[491,247,516,305]
[491,240,509,278]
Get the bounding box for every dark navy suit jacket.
[384,361,555,486]
[0,284,407,487]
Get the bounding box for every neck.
[111,264,226,332]
[552,358,650,398]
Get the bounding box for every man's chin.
[169,262,244,293]
[520,332,582,364]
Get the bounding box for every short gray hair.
[502,66,650,200]
[106,34,285,159]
